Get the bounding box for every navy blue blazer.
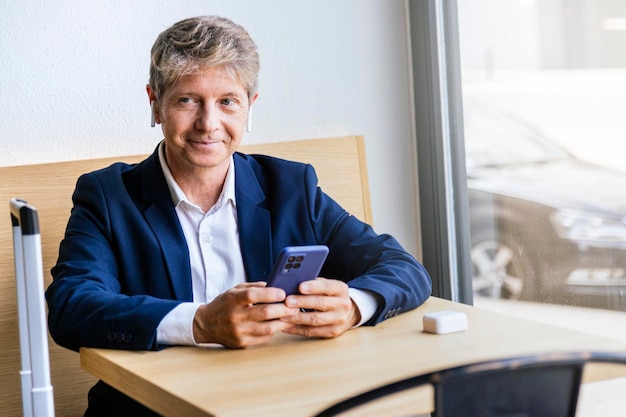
[46,146,432,352]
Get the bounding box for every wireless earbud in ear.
[150,101,156,128]
[246,106,253,133]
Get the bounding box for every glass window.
[458,0,626,331]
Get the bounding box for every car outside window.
[458,0,626,319]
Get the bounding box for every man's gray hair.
[149,16,259,101]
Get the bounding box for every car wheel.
[470,230,533,300]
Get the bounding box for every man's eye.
[179,97,199,106]
[221,98,233,105]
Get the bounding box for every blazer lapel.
[234,154,273,282]
[132,149,193,301]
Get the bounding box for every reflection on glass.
[458,0,626,316]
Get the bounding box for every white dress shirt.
[155,143,377,346]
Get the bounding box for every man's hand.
[281,278,361,339]
[193,282,300,348]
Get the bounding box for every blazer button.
[122,332,132,343]
[107,331,116,342]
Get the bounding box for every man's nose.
[196,104,220,131]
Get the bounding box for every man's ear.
[146,84,157,102]
[146,84,160,126]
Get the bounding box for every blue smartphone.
[266,245,329,296]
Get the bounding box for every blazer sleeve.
[46,170,183,352]
[302,164,433,324]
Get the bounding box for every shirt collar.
[158,141,236,210]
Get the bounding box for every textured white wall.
[0,0,421,256]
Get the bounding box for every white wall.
[0,0,421,256]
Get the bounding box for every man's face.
[154,66,256,177]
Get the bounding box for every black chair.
[313,351,626,417]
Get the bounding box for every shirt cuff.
[156,302,203,346]
[349,288,378,327]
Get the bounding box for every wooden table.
[80,297,626,417]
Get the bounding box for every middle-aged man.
[46,15,432,417]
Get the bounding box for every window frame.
[407,0,473,304]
